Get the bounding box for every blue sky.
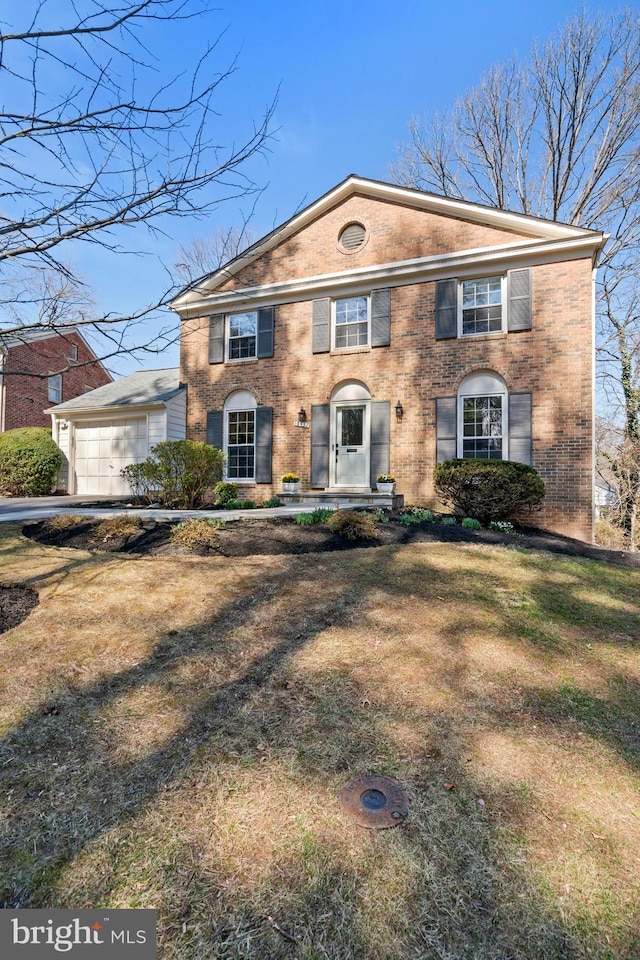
[54,0,633,374]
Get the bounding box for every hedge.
[0,427,62,496]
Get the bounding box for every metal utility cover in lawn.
[339,775,409,829]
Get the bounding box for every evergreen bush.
[0,427,62,496]
[434,458,546,526]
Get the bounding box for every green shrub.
[441,516,457,525]
[120,440,223,509]
[120,461,157,503]
[0,427,62,496]
[370,508,390,523]
[294,512,315,525]
[327,509,379,541]
[461,517,482,529]
[433,458,546,526]
[170,517,224,549]
[262,497,282,508]
[225,499,257,510]
[214,481,238,505]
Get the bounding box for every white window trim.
[48,373,62,404]
[457,372,508,460]
[332,295,371,350]
[224,390,257,483]
[458,275,506,338]
[69,344,78,362]
[226,310,258,363]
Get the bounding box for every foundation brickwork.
[180,194,595,542]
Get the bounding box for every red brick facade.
[175,178,604,542]
[1,330,111,431]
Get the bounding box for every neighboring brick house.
[0,327,111,432]
[172,176,607,541]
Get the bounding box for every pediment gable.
[171,176,605,317]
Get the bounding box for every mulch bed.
[0,585,39,636]
[21,515,640,567]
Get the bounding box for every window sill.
[330,345,372,357]
[459,332,508,342]
[226,356,259,365]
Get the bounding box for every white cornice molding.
[171,175,602,311]
[172,233,607,319]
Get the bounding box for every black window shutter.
[255,406,273,483]
[208,314,224,364]
[435,279,457,339]
[370,401,390,486]
[310,403,330,487]
[370,289,391,347]
[312,299,330,353]
[436,397,457,461]
[257,306,275,358]
[508,392,532,464]
[206,410,223,448]
[508,268,532,331]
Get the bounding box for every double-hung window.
[462,395,503,459]
[227,409,255,479]
[334,296,369,349]
[460,277,504,336]
[228,311,257,360]
[48,374,62,404]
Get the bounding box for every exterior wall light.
[395,401,403,421]
[298,407,307,423]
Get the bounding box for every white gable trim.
[172,233,607,318]
[171,175,604,312]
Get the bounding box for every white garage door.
[74,418,148,495]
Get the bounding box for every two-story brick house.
[0,327,111,432]
[172,176,606,541]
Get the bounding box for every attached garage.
[47,368,186,495]
[74,417,148,495]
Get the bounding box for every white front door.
[333,404,369,487]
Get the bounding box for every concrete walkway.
[0,494,357,524]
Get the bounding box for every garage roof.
[47,368,184,414]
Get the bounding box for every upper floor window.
[460,277,504,336]
[69,344,78,362]
[334,296,369,349]
[48,374,62,403]
[228,311,257,360]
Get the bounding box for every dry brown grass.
[42,513,88,531]
[0,522,638,959]
[92,514,144,540]
[169,517,225,549]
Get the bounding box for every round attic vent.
[338,222,366,251]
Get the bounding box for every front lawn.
[0,523,638,959]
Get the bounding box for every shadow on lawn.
[1,541,638,959]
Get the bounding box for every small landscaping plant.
[119,461,157,503]
[295,507,335,526]
[169,517,225,549]
[213,481,238,506]
[93,515,143,541]
[400,507,437,524]
[0,427,62,496]
[434,458,546,526]
[489,519,519,535]
[376,474,395,483]
[281,472,300,483]
[225,499,257,510]
[327,509,379,541]
[461,517,482,529]
[370,508,390,523]
[441,516,457,525]
[42,514,87,531]
[262,497,281,508]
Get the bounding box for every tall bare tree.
[393,7,640,543]
[0,0,274,372]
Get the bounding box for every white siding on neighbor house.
[166,390,187,441]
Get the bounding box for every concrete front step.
[278,490,404,510]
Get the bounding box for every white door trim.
[330,398,371,488]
